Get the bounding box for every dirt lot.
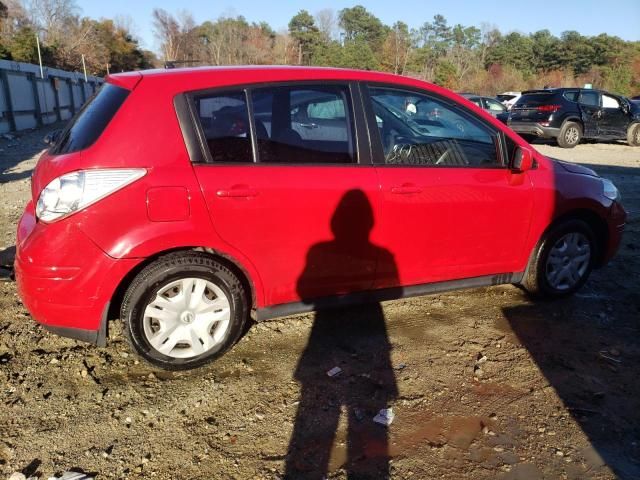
[1,128,639,480]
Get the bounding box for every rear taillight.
[536,104,561,112]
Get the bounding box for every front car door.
[600,93,630,138]
[484,97,508,118]
[187,83,382,307]
[578,90,603,138]
[362,84,534,289]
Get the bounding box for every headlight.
[602,178,621,202]
[36,168,146,222]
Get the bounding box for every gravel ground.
[1,129,639,480]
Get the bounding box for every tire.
[521,219,596,299]
[628,123,640,147]
[520,134,537,144]
[121,252,248,370]
[557,121,582,148]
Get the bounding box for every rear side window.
[251,85,356,164]
[53,83,128,155]
[514,93,554,106]
[563,90,579,102]
[192,91,252,163]
[580,91,600,107]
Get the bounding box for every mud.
[1,128,639,479]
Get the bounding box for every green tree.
[288,10,321,65]
[338,5,386,53]
[341,37,378,70]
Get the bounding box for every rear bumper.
[509,122,560,138]
[14,201,140,344]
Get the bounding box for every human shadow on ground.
[285,189,400,479]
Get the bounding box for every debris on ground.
[373,408,395,426]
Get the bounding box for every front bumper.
[601,200,627,266]
[509,122,560,139]
[14,201,140,344]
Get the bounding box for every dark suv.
[508,88,640,148]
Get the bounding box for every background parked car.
[461,94,508,117]
[508,88,640,148]
[497,91,521,110]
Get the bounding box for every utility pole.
[81,54,88,82]
[35,32,44,79]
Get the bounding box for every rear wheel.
[521,219,596,298]
[557,121,582,148]
[520,134,537,143]
[628,123,640,147]
[121,252,248,370]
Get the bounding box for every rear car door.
[363,84,534,289]
[600,93,629,138]
[186,83,381,306]
[578,90,603,137]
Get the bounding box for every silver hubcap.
[565,127,579,144]
[545,232,591,291]
[143,278,231,359]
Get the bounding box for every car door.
[363,84,534,289]
[578,90,603,137]
[484,98,507,118]
[600,93,629,138]
[188,84,382,306]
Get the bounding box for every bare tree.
[25,0,77,40]
[152,8,196,62]
[314,8,336,41]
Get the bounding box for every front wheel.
[121,252,248,370]
[521,219,596,298]
[628,123,640,147]
[557,121,582,148]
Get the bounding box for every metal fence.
[0,59,103,134]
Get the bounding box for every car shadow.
[502,159,639,478]
[502,300,640,479]
[285,189,400,479]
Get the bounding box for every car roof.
[106,65,449,97]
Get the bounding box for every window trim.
[176,80,372,167]
[361,82,509,169]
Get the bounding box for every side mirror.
[512,147,533,172]
[44,129,61,146]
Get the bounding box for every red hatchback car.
[15,67,626,369]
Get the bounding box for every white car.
[496,92,521,110]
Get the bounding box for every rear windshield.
[52,83,129,155]
[514,93,555,106]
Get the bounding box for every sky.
[77,0,640,52]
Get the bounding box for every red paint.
[15,66,626,337]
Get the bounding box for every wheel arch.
[541,208,609,266]
[107,246,260,322]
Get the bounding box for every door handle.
[391,185,422,195]
[299,122,319,129]
[216,188,259,198]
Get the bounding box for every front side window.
[368,86,501,167]
[192,91,252,163]
[251,85,356,164]
[486,99,506,112]
[602,94,621,109]
[580,91,600,107]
